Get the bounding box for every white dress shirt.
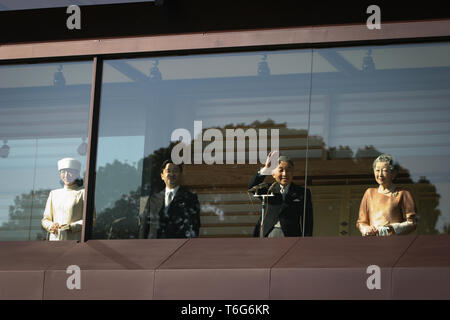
[164,186,179,216]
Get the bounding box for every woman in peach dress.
[357,154,417,236]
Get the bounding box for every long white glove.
[377,226,391,236]
[259,166,273,175]
[391,221,415,235]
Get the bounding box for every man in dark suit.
[139,160,201,239]
[249,151,313,238]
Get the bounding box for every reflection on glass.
[93,50,312,239]
[0,61,92,241]
[309,43,450,236]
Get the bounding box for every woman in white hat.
[41,158,85,240]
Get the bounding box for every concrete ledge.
[270,267,392,300]
[0,241,78,271]
[0,271,44,300]
[269,236,416,299]
[43,269,154,300]
[154,268,269,300]
[392,267,450,300]
[392,235,450,299]
[153,238,297,299]
[0,235,448,299]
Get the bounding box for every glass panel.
[0,61,93,241]
[93,50,312,239]
[309,42,450,236]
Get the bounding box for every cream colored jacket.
[41,185,84,241]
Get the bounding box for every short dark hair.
[160,159,183,174]
[278,155,294,167]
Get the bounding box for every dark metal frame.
[1,20,450,62]
[81,57,103,242]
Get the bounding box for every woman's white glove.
[391,221,415,235]
[360,225,378,236]
[377,226,391,236]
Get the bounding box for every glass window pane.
[93,50,312,239]
[0,61,93,241]
[309,42,450,236]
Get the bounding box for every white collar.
[165,186,179,196]
[280,183,290,194]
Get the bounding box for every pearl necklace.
[378,185,398,197]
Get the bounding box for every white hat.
[57,158,81,171]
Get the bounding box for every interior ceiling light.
[0,139,10,158]
[257,54,271,76]
[362,49,375,72]
[149,60,162,81]
[53,64,66,86]
[77,137,88,156]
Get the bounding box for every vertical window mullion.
[82,57,103,242]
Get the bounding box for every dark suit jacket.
[249,173,313,237]
[139,186,201,239]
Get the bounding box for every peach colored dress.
[357,187,417,234]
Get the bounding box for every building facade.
[0,1,449,300]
